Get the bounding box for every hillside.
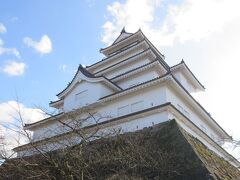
[1,120,240,180]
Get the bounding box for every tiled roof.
[86,40,143,69]
[56,64,122,97]
[94,48,152,75]
[171,60,205,90]
[110,60,159,81]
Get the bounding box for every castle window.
[118,105,129,116]
[75,90,88,101]
[131,101,144,113]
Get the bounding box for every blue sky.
[0,0,117,106]
[0,0,182,107]
[1,0,240,157]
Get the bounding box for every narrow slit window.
[131,101,144,113]
[118,105,129,116]
[75,90,88,102]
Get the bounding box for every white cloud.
[0,39,21,58]
[23,35,52,54]
[2,61,27,76]
[158,0,240,45]
[102,0,161,44]
[102,0,240,159]
[0,101,46,155]
[0,23,21,59]
[102,0,240,46]
[0,101,45,125]
[0,23,7,34]
[0,47,21,58]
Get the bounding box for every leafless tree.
[0,101,121,179]
[0,102,196,180]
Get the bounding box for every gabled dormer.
[112,27,133,44]
[170,60,205,93]
[50,65,122,112]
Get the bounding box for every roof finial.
[121,27,126,33]
[78,64,84,70]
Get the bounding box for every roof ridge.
[100,72,171,100]
[100,29,140,52]
[111,60,159,81]
[57,65,122,97]
[111,27,133,45]
[86,40,145,69]
[94,48,152,75]
[56,64,94,96]
[170,60,205,89]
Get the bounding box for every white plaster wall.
[79,84,167,128]
[32,122,64,141]
[111,111,168,133]
[103,57,152,79]
[31,109,102,141]
[31,83,222,148]
[18,111,169,157]
[63,81,113,112]
[19,108,239,168]
[31,84,167,141]
[165,86,223,145]
[172,71,195,93]
[98,83,114,97]
[96,84,167,122]
[116,68,159,89]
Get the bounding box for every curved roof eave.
[111,27,133,45]
[56,65,122,98]
[100,29,142,55]
[49,99,63,107]
[170,60,205,91]
[169,73,230,139]
[86,40,147,71]
[88,29,169,73]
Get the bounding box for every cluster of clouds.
[0,24,20,59]
[102,0,240,158]
[2,61,27,76]
[0,101,46,156]
[0,22,52,154]
[0,22,52,77]
[102,0,240,46]
[23,35,52,55]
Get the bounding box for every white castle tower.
[14,28,240,167]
